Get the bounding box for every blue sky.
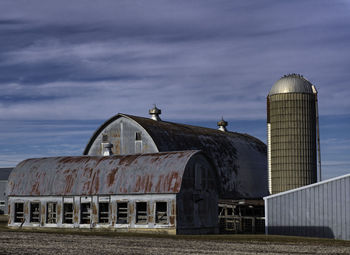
[0,0,349,180]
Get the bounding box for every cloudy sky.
[0,0,349,180]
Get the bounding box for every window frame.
[14,202,24,223]
[135,201,148,224]
[63,203,74,224]
[80,202,91,224]
[46,202,57,224]
[30,202,40,223]
[98,202,109,224]
[116,201,129,224]
[155,201,168,224]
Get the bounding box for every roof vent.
[217,117,228,132]
[103,143,113,156]
[149,105,161,121]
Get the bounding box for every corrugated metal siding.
[0,181,8,214]
[264,174,350,240]
[8,151,201,196]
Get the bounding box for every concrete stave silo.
[267,74,318,194]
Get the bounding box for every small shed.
[264,173,350,240]
[7,151,219,234]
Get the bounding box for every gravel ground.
[1,231,350,255]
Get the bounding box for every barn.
[7,151,219,234]
[7,108,268,234]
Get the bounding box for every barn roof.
[84,114,268,199]
[7,151,200,196]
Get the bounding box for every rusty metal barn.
[7,107,268,234]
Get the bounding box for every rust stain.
[134,176,141,193]
[83,167,93,178]
[57,204,61,222]
[145,175,153,193]
[24,203,28,215]
[114,141,120,154]
[107,168,118,187]
[31,182,40,195]
[64,173,75,194]
[118,154,139,167]
[74,204,79,224]
[92,203,97,215]
[171,200,176,215]
[90,169,100,194]
[155,175,164,193]
[169,216,175,225]
[129,203,134,214]
[41,204,45,226]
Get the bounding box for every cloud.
[0,0,349,177]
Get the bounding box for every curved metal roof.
[7,151,202,196]
[84,114,268,199]
[269,74,314,96]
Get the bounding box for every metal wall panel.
[264,174,350,240]
[0,181,8,214]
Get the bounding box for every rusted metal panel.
[8,151,200,196]
[84,114,268,199]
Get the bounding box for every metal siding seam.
[280,195,284,233]
[310,186,315,237]
[292,191,297,230]
[341,178,345,240]
[346,177,350,240]
[323,181,327,238]
[337,179,342,239]
[337,180,341,239]
[331,182,336,237]
[302,188,307,236]
[315,185,320,237]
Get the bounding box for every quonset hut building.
[7,108,268,234]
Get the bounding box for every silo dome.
[269,74,313,96]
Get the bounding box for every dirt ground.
[1,229,350,255]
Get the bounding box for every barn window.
[46,202,57,224]
[136,202,147,224]
[99,202,109,223]
[102,134,108,142]
[155,202,167,224]
[30,202,40,223]
[14,203,24,223]
[135,132,142,141]
[135,132,142,153]
[80,203,91,224]
[63,203,73,224]
[116,202,128,224]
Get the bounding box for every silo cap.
[269,74,314,96]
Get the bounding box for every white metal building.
[264,173,350,240]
